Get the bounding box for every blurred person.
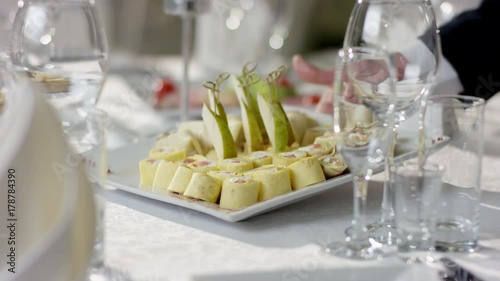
[294,0,500,113]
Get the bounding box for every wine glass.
[67,108,132,280]
[325,47,396,260]
[342,0,441,244]
[163,0,210,121]
[9,0,108,131]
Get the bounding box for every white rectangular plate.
[106,138,360,222]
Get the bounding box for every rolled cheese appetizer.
[218,158,254,172]
[287,156,326,190]
[139,158,162,187]
[207,170,240,182]
[245,165,292,201]
[297,142,333,158]
[167,166,194,194]
[219,176,259,210]
[183,173,222,203]
[273,150,308,167]
[302,127,329,146]
[246,151,273,167]
[156,131,204,155]
[346,127,371,147]
[187,159,218,173]
[319,154,348,178]
[149,147,186,162]
[314,135,337,150]
[205,149,218,161]
[152,161,178,193]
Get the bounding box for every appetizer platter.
[106,63,414,222]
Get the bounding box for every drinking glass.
[422,95,485,253]
[394,160,444,262]
[67,108,124,280]
[10,0,108,129]
[342,0,441,244]
[325,48,396,260]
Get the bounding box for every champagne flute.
[9,0,108,130]
[325,47,396,260]
[342,0,441,244]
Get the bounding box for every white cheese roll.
[218,158,254,172]
[219,176,259,210]
[298,142,333,158]
[273,150,308,167]
[187,159,218,173]
[288,156,326,190]
[183,173,222,203]
[319,154,348,178]
[149,146,186,161]
[167,166,194,194]
[247,151,273,168]
[139,158,162,187]
[152,161,179,193]
[245,165,292,201]
[207,170,240,182]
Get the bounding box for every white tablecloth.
[102,93,500,281]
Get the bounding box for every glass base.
[87,264,131,281]
[434,240,478,253]
[397,251,442,267]
[325,238,396,260]
[345,221,398,245]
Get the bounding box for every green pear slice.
[257,93,289,152]
[277,102,295,146]
[207,89,228,122]
[202,104,237,160]
[230,74,264,152]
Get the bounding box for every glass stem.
[380,129,397,224]
[351,175,369,241]
[180,14,193,122]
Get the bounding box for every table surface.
[101,82,500,281]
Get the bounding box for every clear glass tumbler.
[422,95,485,253]
[394,160,444,255]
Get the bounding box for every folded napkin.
[0,80,95,281]
[97,75,172,139]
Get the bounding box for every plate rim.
[107,164,353,222]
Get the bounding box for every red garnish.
[302,95,321,106]
[278,76,292,88]
[153,78,176,108]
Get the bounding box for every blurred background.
[0,0,482,110]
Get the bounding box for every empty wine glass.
[342,0,441,244]
[325,47,396,260]
[10,0,108,130]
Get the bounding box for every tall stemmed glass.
[325,47,396,260]
[9,0,108,131]
[342,0,441,244]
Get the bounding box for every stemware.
[325,47,396,259]
[163,0,210,121]
[9,0,108,130]
[67,108,131,280]
[342,0,441,244]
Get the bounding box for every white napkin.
[0,80,95,281]
[97,75,171,138]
